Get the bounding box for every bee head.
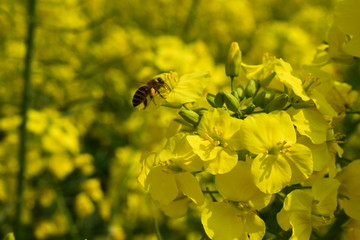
[156,77,164,84]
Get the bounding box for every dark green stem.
[14,0,37,237]
[205,187,218,202]
[345,110,360,114]
[53,179,81,240]
[283,103,292,111]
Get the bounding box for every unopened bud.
[245,79,258,98]
[244,103,256,114]
[236,86,245,100]
[262,91,275,107]
[252,92,266,107]
[225,42,242,77]
[264,94,289,113]
[206,93,217,108]
[260,72,276,87]
[292,97,315,109]
[214,91,225,107]
[223,92,240,113]
[193,108,208,116]
[253,91,275,108]
[179,109,201,126]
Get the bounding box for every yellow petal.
[283,190,312,212]
[175,172,204,205]
[274,59,310,101]
[289,108,328,144]
[251,154,291,194]
[240,111,296,154]
[203,148,238,175]
[289,211,312,240]
[187,135,217,161]
[165,71,210,107]
[312,178,340,216]
[159,198,190,218]
[296,135,330,172]
[215,161,257,202]
[146,166,178,205]
[286,143,313,184]
[243,212,266,240]
[201,202,245,240]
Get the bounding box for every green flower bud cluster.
[203,42,295,117]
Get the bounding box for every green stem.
[230,76,236,95]
[183,104,191,110]
[345,110,360,114]
[182,0,201,41]
[283,103,292,111]
[53,179,81,240]
[154,217,162,240]
[14,0,37,237]
[205,187,218,202]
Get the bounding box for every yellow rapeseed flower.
[187,109,243,174]
[240,111,313,194]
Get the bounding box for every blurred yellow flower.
[47,155,74,180]
[336,160,360,221]
[334,0,360,57]
[81,178,104,201]
[75,192,95,218]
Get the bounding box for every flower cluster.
[139,37,360,239]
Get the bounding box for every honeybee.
[132,76,169,108]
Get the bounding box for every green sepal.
[206,93,217,108]
[252,91,266,107]
[179,109,201,125]
[264,94,289,113]
[223,92,240,113]
[245,79,258,98]
[260,72,276,87]
[214,91,225,107]
[236,86,245,100]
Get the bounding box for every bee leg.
[143,98,148,109]
[157,91,165,99]
[150,95,157,105]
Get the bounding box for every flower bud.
[264,94,289,113]
[262,91,275,107]
[214,91,225,107]
[260,72,276,87]
[292,96,315,109]
[244,79,258,98]
[253,91,275,108]
[223,92,240,113]
[179,109,200,125]
[206,93,217,108]
[193,108,208,116]
[225,42,242,77]
[252,91,266,107]
[244,103,256,114]
[236,86,245,100]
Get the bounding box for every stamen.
[203,133,221,146]
[213,126,224,138]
